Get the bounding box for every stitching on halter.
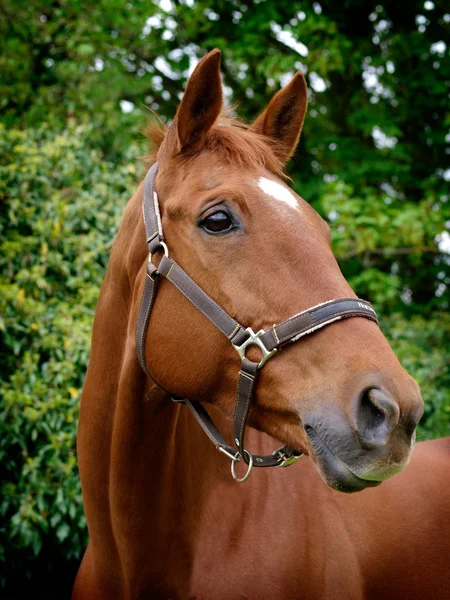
[238,376,254,445]
[282,298,345,329]
[153,191,163,237]
[228,324,240,339]
[239,371,255,382]
[272,325,280,345]
[146,231,158,244]
[289,316,342,343]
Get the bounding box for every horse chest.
[184,474,364,600]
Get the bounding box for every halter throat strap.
[136,163,379,482]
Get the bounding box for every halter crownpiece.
[136,163,379,483]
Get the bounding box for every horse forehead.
[255,176,299,211]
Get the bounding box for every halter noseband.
[136,163,379,483]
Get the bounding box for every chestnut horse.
[74,49,450,599]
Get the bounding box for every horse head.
[136,49,423,493]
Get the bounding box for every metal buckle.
[232,327,277,369]
[273,449,303,468]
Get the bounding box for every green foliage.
[0,123,142,593]
[2,0,447,303]
[321,180,447,312]
[383,314,450,440]
[0,0,449,595]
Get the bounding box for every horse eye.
[200,210,234,234]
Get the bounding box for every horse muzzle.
[304,386,422,493]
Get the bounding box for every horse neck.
[78,192,233,588]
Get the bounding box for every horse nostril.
[363,391,385,422]
[354,388,400,449]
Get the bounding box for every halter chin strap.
[136,163,379,482]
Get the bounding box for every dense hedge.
[1,123,448,595]
[0,123,141,594]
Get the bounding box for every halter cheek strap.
[136,163,379,482]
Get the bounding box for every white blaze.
[257,177,298,210]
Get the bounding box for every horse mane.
[143,110,288,179]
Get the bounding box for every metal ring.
[231,450,253,483]
[149,241,169,263]
[148,241,169,269]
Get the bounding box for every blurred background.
[0,0,449,596]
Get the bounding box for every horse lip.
[305,425,382,493]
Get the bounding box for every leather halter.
[136,163,379,482]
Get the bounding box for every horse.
[73,49,450,599]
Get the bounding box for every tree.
[0,0,448,595]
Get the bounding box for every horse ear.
[157,49,222,163]
[252,72,308,163]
